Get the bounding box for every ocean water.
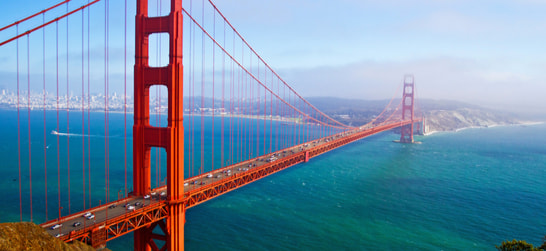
[0,110,545,250]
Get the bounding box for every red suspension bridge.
[0,0,423,250]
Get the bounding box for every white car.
[86,214,95,220]
[144,194,151,199]
[55,233,64,238]
[51,224,62,230]
[127,205,136,211]
[82,212,92,218]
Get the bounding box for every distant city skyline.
[1,0,545,115]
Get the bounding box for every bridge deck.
[41,120,417,244]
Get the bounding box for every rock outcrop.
[424,108,520,133]
[0,222,105,251]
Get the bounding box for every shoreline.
[0,107,319,126]
[423,121,545,136]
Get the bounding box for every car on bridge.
[50,224,62,230]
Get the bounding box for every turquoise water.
[180,124,546,251]
[1,110,545,250]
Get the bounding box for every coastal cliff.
[0,222,105,251]
[304,97,527,133]
[423,108,521,133]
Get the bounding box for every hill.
[0,222,105,251]
[305,97,524,133]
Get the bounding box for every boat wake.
[51,130,104,138]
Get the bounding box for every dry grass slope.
[0,222,109,251]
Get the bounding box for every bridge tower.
[133,0,185,250]
[400,75,415,143]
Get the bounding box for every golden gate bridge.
[0,0,422,250]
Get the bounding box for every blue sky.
[212,0,546,113]
[1,0,545,113]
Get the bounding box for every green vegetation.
[496,237,546,251]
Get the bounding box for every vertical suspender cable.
[87,0,92,207]
[306,105,308,142]
[124,0,127,197]
[66,1,71,215]
[268,74,272,153]
[106,0,110,204]
[240,57,244,162]
[104,0,109,204]
[299,99,302,145]
[242,51,246,161]
[16,24,22,222]
[188,0,193,179]
[256,62,260,157]
[212,11,216,172]
[42,13,48,221]
[240,50,244,162]
[249,54,252,159]
[221,20,225,168]
[200,0,205,175]
[237,52,241,163]
[241,58,244,162]
[229,33,234,166]
[281,84,284,149]
[191,1,196,178]
[27,35,33,222]
[280,85,288,148]
[256,66,259,157]
[81,8,86,210]
[56,21,61,221]
[264,69,267,155]
[263,66,266,155]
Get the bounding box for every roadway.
[41,121,416,241]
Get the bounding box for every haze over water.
[0,110,545,250]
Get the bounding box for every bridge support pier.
[134,0,185,250]
[90,226,106,249]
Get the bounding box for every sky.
[1,0,545,114]
[211,0,546,114]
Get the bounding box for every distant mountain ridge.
[305,97,523,133]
